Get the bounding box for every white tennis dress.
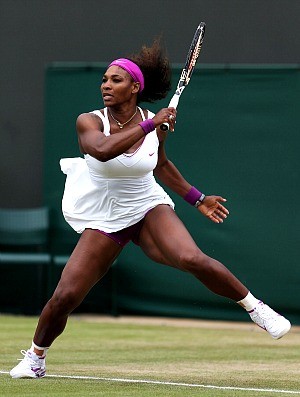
[60,107,174,233]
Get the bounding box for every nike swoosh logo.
[149,153,155,156]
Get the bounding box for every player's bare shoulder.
[76,111,104,133]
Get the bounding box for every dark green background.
[44,64,300,323]
[2,0,300,209]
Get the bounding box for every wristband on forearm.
[184,186,206,207]
[138,119,155,135]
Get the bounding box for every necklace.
[108,107,137,129]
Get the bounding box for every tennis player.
[10,39,291,379]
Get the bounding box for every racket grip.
[160,94,180,131]
[160,123,169,131]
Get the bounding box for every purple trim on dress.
[92,218,145,247]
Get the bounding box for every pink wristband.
[184,186,205,207]
[139,119,155,135]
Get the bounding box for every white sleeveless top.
[60,107,174,233]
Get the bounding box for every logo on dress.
[149,152,155,156]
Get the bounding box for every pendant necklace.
[108,107,137,129]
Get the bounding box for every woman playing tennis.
[10,39,291,379]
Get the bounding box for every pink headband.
[108,58,144,92]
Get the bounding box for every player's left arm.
[154,132,229,223]
[154,131,191,197]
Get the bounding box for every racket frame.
[160,22,206,131]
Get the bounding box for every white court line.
[1,370,300,394]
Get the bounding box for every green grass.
[1,314,300,396]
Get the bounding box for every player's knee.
[49,288,82,315]
[178,249,209,273]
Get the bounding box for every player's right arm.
[76,112,145,161]
[77,109,175,162]
[76,113,104,155]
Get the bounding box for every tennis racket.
[160,22,206,131]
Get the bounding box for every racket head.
[160,22,206,132]
[180,22,206,87]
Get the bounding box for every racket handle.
[160,122,170,131]
[160,94,180,131]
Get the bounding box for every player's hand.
[152,108,177,132]
[197,195,229,223]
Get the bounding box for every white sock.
[237,291,260,312]
[30,341,49,357]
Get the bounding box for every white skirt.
[60,157,175,233]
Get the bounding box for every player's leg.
[138,205,291,339]
[10,229,122,378]
[139,205,247,300]
[34,229,122,347]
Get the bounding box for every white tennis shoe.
[249,301,291,339]
[10,350,46,379]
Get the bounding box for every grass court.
[1,314,300,396]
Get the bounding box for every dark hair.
[128,38,172,104]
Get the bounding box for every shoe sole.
[271,321,291,340]
[10,373,37,379]
[10,370,46,379]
